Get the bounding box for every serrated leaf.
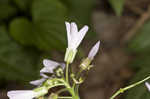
[109,0,125,16]
[128,20,150,53]
[125,68,150,99]
[9,17,33,45]
[0,25,39,81]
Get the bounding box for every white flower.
[88,41,100,60]
[40,59,65,73]
[145,82,150,92]
[65,22,89,63]
[7,90,36,99]
[7,87,48,99]
[65,22,89,50]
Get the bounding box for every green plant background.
[1,0,150,98]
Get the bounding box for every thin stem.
[58,96,72,99]
[66,62,70,84]
[73,69,83,88]
[110,76,150,99]
[56,88,68,95]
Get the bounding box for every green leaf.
[32,0,67,51]
[128,20,150,53]
[109,0,125,16]
[125,68,150,99]
[0,25,39,81]
[9,17,33,45]
[9,0,67,51]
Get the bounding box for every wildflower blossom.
[145,82,150,92]
[65,22,89,63]
[30,59,65,86]
[40,59,65,73]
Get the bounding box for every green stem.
[56,88,68,95]
[110,76,150,99]
[58,96,72,99]
[66,62,70,84]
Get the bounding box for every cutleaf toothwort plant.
[7,22,100,99]
[7,22,150,99]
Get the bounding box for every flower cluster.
[7,22,100,99]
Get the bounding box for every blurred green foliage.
[125,20,150,98]
[109,0,125,16]
[0,0,95,82]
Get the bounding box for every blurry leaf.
[0,25,39,81]
[131,55,150,69]
[0,3,17,21]
[9,17,33,45]
[32,0,67,51]
[65,0,94,24]
[128,20,150,53]
[125,68,150,99]
[9,0,67,51]
[109,0,125,16]
[13,0,31,11]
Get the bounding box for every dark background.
[0,0,150,99]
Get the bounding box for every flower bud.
[80,58,92,71]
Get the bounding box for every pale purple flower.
[7,87,48,99]
[30,60,65,86]
[30,78,46,86]
[88,41,100,60]
[40,59,65,73]
[65,22,89,63]
[145,82,150,92]
[65,22,89,50]
[7,90,36,99]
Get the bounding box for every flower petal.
[65,22,71,45]
[40,67,53,73]
[145,82,150,92]
[43,59,59,67]
[75,25,88,49]
[88,41,100,60]
[30,78,46,86]
[70,22,78,35]
[7,90,36,99]
[60,63,66,69]
[40,73,49,78]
